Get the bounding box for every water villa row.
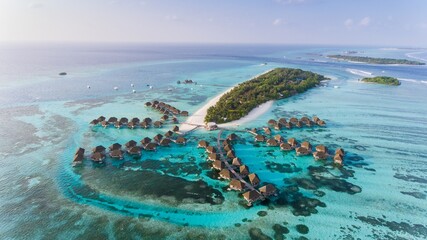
[145,100,189,117]
[252,133,345,166]
[266,116,326,131]
[72,133,187,166]
[198,133,278,206]
[89,116,179,129]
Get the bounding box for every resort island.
[205,68,328,124]
[327,54,425,65]
[361,76,401,86]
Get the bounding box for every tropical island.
[327,55,425,65]
[361,76,401,86]
[205,68,328,124]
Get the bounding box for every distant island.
[361,76,401,86]
[328,55,425,65]
[205,68,327,123]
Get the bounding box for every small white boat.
[114,86,119,90]
[168,88,173,91]
[132,90,136,93]
[149,86,153,89]
[131,83,134,87]
[87,85,91,89]
[334,86,339,89]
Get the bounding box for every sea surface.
[0,43,426,239]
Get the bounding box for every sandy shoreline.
[180,69,274,132]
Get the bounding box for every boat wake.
[405,51,427,62]
[346,68,374,77]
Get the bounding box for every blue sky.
[0,0,426,46]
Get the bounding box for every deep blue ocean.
[0,43,426,239]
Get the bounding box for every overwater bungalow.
[159,138,172,147]
[140,121,149,129]
[229,179,245,191]
[263,127,272,135]
[267,119,277,126]
[219,169,232,180]
[128,146,141,156]
[152,100,159,105]
[107,117,118,123]
[90,119,99,125]
[280,142,292,151]
[317,120,326,126]
[222,139,231,146]
[131,117,140,124]
[125,140,137,149]
[119,117,129,124]
[109,143,122,151]
[208,153,220,161]
[284,122,292,129]
[313,151,328,160]
[172,125,179,132]
[274,123,283,130]
[127,121,137,129]
[288,138,298,148]
[145,102,152,107]
[140,137,151,146]
[316,145,328,153]
[295,121,303,128]
[334,154,343,165]
[289,117,298,124]
[91,152,105,163]
[72,154,84,166]
[145,142,157,151]
[239,165,250,177]
[161,115,169,121]
[109,149,124,159]
[223,144,232,152]
[175,137,187,145]
[165,130,174,138]
[266,138,279,147]
[180,111,189,116]
[75,147,85,156]
[198,140,209,148]
[143,117,152,124]
[114,121,122,129]
[232,157,242,167]
[226,150,236,159]
[335,148,345,157]
[313,116,320,123]
[274,134,284,142]
[305,120,314,127]
[153,121,163,128]
[255,134,266,142]
[101,120,109,128]
[249,128,258,135]
[171,117,179,124]
[300,116,310,124]
[259,184,277,197]
[295,147,310,156]
[227,133,238,141]
[96,116,106,122]
[153,134,163,143]
[248,173,260,187]
[242,190,261,205]
[92,145,106,153]
[206,146,217,154]
[212,160,225,170]
[278,118,287,125]
[301,141,312,152]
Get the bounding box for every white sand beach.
[180,69,275,132]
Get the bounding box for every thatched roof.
[153,121,163,128]
[140,121,149,128]
[267,119,277,126]
[266,138,279,147]
[165,130,174,138]
[278,118,287,124]
[180,111,189,116]
[91,152,105,162]
[145,142,157,151]
[128,146,141,155]
[153,134,163,142]
[312,116,320,122]
[219,169,232,180]
[125,140,137,149]
[140,137,151,145]
[208,153,219,161]
[300,116,310,123]
[313,151,327,160]
[131,117,140,123]
[335,148,345,156]
[248,173,260,186]
[145,102,152,106]
[226,150,235,159]
[317,120,326,126]
[206,146,216,154]
[301,141,312,150]
[160,138,172,146]
[90,119,99,125]
[198,140,209,148]
[334,154,343,164]
[143,117,152,124]
[242,190,261,203]
[222,139,231,146]
[229,179,245,191]
[289,117,298,124]
[274,122,283,130]
[161,115,169,121]
[295,121,302,128]
[223,144,232,152]
[175,137,186,144]
[119,117,128,124]
[232,157,242,166]
[101,120,109,127]
[315,145,327,153]
[239,165,249,176]
[212,160,225,170]
[109,149,123,159]
[227,133,238,141]
[127,121,137,129]
[172,126,179,132]
[92,145,106,153]
[109,143,122,151]
[73,154,83,163]
[285,122,292,129]
[255,134,265,142]
[263,127,271,135]
[287,138,298,147]
[75,147,85,156]
[274,135,284,142]
[259,184,277,196]
[107,117,117,123]
[295,147,310,156]
[280,143,292,151]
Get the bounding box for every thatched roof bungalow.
[180,111,189,116]
[278,118,287,124]
[274,134,284,142]
[313,116,320,123]
[280,142,292,151]
[92,145,106,153]
[127,121,137,129]
[232,157,242,167]
[242,190,261,205]
[145,102,152,107]
[119,117,128,124]
[172,126,179,132]
[212,160,225,170]
[144,142,157,151]
[75,147,85,156]
[313,151,328,160]
[317,120,326,126]
[239,165,250,177]
[229,179,245,191]
[335,148,345,157]
[72,154,84,166]
[295,121,303,128]
[255,134,266,142]
[165,130,174,138]
[159,138,172,146]
[127,146,141,156]
[263,127,271,135]
[153,134,163,143]
[161,115,169,121]
[219,169,232,180]
[208,153,220,161]
[287,138,298,148]
[259,184,277,197]
[175,137,187,145]
[140,121,149,129]
[289,117,298,124]
[153,121,163,128]
[109,149,124,159]
[143,117,152,124]
[284,122,292,129]
[248,173,260,187]
[140,137,151,146]
[266,138,279,147]
[268,119,277,126]
[223,144,232,152]
[90,119,99,125]
[315,145,328,153]
[109,143,122,151]
[107,117,117,123]
[131,117,140,124]
[206,146,216,154]
[125,140,137,149]
[114,121,122,129]
[97,116,106,122]
[91,152,105,162]
[101,120,109,128]
[226,150,236,159]
[227,133,238,141]
[198,140,209,148]
[274,122,283,130]
[171,117,179,124]
[301,141,312,152]
[334,154,343,165]
[295,147,310,156]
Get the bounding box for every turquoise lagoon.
[0,44,426,239]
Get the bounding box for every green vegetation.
[361,76,401,86]
[328,55,425,65]
[205,68,327,123]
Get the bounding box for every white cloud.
[28,3,44,9]
[344,18,354,29]
[273,18,282,26]
[359,17,371,26]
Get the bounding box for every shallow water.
[0,44,426,239]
